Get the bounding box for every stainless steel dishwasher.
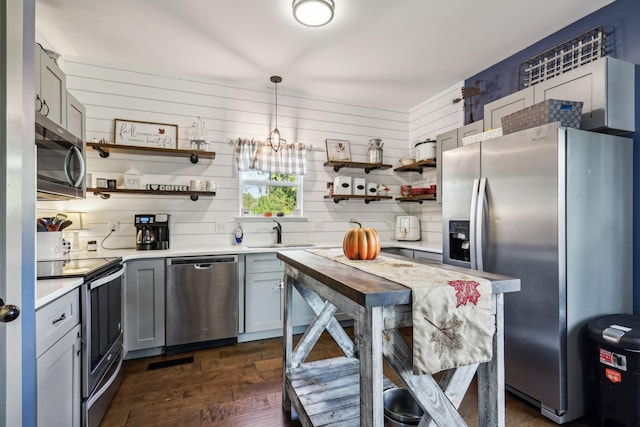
[166,255,238,354]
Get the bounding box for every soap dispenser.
[234,224,243,244]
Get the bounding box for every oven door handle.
[86,356,123,407]
[89,266,124,290]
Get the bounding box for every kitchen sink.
[247,243,315,249]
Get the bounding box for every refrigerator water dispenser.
[448,220,470,262]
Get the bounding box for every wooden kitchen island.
[278,250,520,427]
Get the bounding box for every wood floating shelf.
[393,158,436,173]
[395,194,436,203]
[324,195,393,204]
[87,142,216,164]
[324,161,392,174]
[88,187,215,201]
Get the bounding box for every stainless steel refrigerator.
[442,122,633,423]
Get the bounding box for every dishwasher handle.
[166,255,238,267]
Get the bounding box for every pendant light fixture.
[267,75,286,152]
[292,0,335,27]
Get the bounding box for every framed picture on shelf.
[325,139,351,162]
[114,118,178,149]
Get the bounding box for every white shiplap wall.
[402,81,465,245]
[38,58,431,249]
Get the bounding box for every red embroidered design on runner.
[448,280,481,307]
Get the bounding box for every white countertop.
[36,240,442,309]
[36,277,84,309]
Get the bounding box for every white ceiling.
[35,0,614,110]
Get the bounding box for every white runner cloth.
[308,249,494,375]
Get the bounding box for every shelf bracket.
[190,194,199,201]
[92,145,110,158]
[93,191,111,200]
[333,165,341,172]
[364,167,374,174]
[190,153,199,164]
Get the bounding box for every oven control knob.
[0,298,20,323]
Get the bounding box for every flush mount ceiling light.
[267,76,286,152]
[292,0,335,27]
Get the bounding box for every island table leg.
[282,274,294,414]
[358,306,385,426]
[477,293,506,427]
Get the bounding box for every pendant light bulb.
[267,76,285,152]
[293,0,335,27]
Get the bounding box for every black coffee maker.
[135,213,170,250]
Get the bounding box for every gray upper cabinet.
[483,87,534,131]
[35,44,67,127]
[483,56,635,134]
[66,91,86,141]
[532,56,635,134]
[436,120,483,203]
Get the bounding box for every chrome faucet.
[273,220,282,245]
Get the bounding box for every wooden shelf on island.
[88,187,215,201]
[393,158,436,173]
[87,142,216,164]
[324,161,392,174]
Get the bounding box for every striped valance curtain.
[234,138,307,175]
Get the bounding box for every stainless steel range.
[37,257,124,427]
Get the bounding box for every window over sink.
[239,170,303,217]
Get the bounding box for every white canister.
[366,182,378,196]
[206,180,218,192]
[37,231,65,260]
[415,140,436,160]
[353,178,366,195]
[190,179,205,191]
[333,176,352,195]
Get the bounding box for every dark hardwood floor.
[100,330,596,426]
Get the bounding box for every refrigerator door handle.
[469,178,480,270]
[475,177,487,272]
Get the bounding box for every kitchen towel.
[307,248,494,375]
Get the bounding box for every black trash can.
[587,314,640,427]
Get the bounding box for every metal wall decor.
[519,26,606,90]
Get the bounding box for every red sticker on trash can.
[605,368,622,383]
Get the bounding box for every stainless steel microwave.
[35,112,86,200]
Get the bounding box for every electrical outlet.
[107,221,117,232]
[216,222,225,232]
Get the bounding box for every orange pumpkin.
[343,220,381,260]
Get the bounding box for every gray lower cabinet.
[36,289,81,427]
[124,258,165,355]
[244,252,315,335]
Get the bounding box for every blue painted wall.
[464,0,640,314]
